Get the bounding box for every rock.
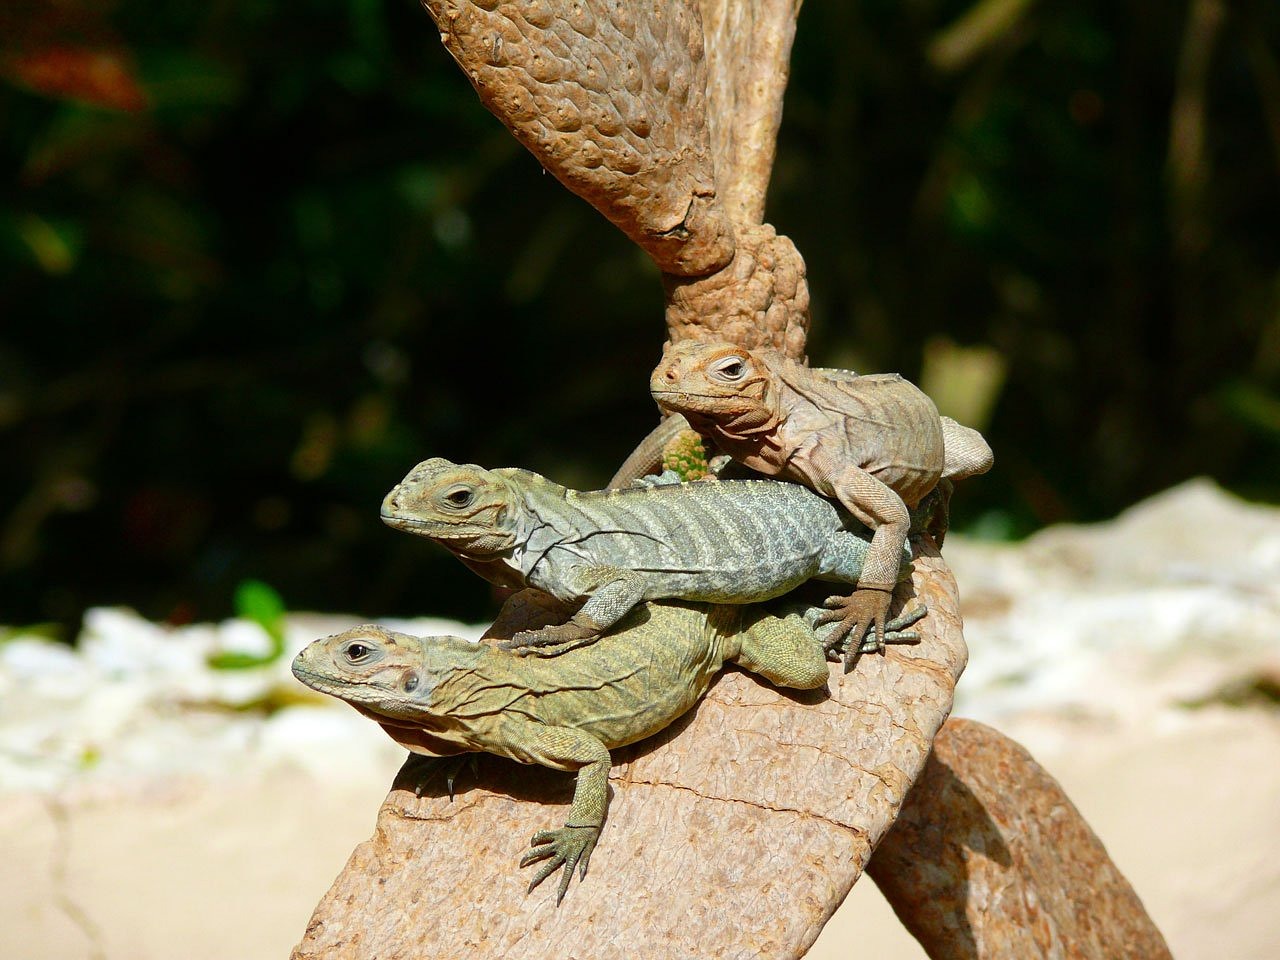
[291,544,966,960]
[868,718,1172,959]
[945,478,1280,736]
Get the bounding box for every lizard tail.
[940,417,994,481]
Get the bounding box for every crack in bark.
[389,773,872,838]
[621,776,872,837]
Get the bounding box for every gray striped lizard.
[380,458,913,654]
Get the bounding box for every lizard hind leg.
[733,608,830,689]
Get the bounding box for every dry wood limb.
[699,0,803,226]
[868,717,1173,960]
[664,221,810,359]
[674,0,810,357]
[291,544,965,960]
[420,0,811,358]
[422,0,735,277]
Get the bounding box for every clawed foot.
[519,824,600,905]
[501,621,600,656]
[814,585,895,663]
[821,603,928,673]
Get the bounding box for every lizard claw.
[817,600,927,673]
[519,824,600,905]
[501,622,600,656]
[814,586,895,664]
[401,753,478,800]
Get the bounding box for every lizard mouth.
[290,661,349,695]
[651,388,737,407]
[379,513,473,537]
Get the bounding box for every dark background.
[3,0,1278,634]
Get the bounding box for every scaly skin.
[290,596,925,902]
[380,458,911,653]
[649,339,993,657]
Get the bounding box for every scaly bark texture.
[664,222,810,359]
[421,0,810,357]
[291,544,965,960]
[868,718,1173,960]
[423,0,735,277]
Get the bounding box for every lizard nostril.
[664,366,677,382]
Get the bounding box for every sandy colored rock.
[291,545,965,960]
[868,718,1172,959]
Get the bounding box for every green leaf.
[207,579,288,670]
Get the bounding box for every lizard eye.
[345,642,370,662]
[443,486,474,508]
[713,357,747,381]
[402,672,420,693]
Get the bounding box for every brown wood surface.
[869,717,1173,960]
[292,544,965,960]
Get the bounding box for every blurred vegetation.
[1,0,1278,633]
[207,578,287,669]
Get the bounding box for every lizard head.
[292,624,484,720]
[381,458,519,555]
[649,339,778,435]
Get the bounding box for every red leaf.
[2,45,147,111]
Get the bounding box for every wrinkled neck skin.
[444,483,535,563]
[683,379,784,442]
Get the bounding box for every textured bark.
[664,222,810,359]
[668,0,810,357]
[422,0,736,277]
[421,0,810,358]
[292,544,965,960]
[698,0,803,227]
[868,718,1173,960]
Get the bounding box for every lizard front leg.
[504,566,646,654]
[805,451,913,662]
[505,723,613,904]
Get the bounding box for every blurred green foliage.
[1,0,1278,634]
[207,578,287,669]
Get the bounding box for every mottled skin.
[381,458,910,652]
[291,597,924,902]
[648,339,993,656]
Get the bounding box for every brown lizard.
[645,338,992,658]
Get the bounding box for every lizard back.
[507,473,868,603]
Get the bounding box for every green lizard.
[380,458,911,652]
[291,594,924,903]
[646,339,993,657]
